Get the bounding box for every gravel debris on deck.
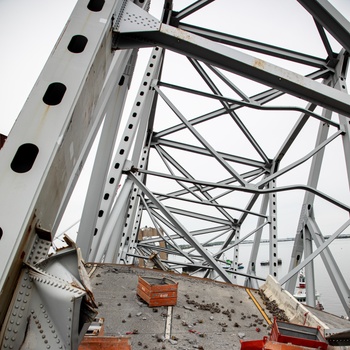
[87,264,275,350]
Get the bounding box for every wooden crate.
[137,276,178,307]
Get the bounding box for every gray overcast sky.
[1,0,349,136]
[1,0,350,240]
[0,0,164,238]
[0,0,76,135]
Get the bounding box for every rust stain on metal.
[253,58,266,70]
[161,25,194,43]
[175,28,193,42]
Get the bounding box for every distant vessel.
[226,259,244,269]
[293,269,324,310]
[260,258,282,266]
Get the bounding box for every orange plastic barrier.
[79,336,131,350]
[240,318,328,350]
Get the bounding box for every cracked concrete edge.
[260,275,328,332]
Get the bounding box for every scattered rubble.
[259,290,288,322]
[89,265,273,350]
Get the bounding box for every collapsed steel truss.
[1,0,350,348]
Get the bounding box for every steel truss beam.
[0,0,149,348]
[297,0,350,54]
[115,15,350,116]
[108,0,350,316]
[2,2,350,348]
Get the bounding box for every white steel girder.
[0,0,143,348]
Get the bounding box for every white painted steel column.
[87,46,164,261]
[116,80,160,264]
[94,178,134,262]
[245,194,269,289]
[0,0,128,347]
[269,180,279,280]
[76,50,135,260]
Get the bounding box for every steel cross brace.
[114,3,350,117]
[297,0,350,54]
[307,216,350,317]
[279,218,350,286]
[127,172,232,283]
[284,52,350,312]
